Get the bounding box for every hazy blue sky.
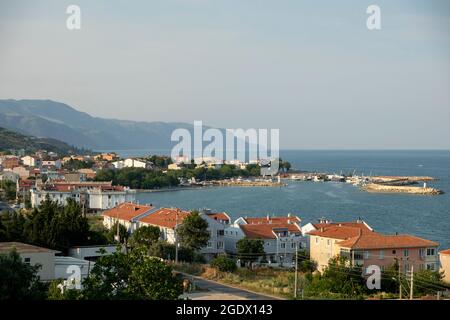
[0,0,449,149]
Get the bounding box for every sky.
[0,0,449,149]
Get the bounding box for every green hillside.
[0,126,87,155]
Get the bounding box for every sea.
[105,149,450,249]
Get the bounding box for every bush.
[210,255,237,273]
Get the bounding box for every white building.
[112,158,152,169]
[30,182,136,210]
[224,215,305,267]
[21,155,40,167]
[0,242,59,281]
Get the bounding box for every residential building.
[439,249,450,283]
[78,168,96,179]
[0,242,58,281]
[94,153,118,162]
[307,220,440,273]
[0,171,19,183]
[224,214,304,266]
[0,156,20,169]
[12,166,31,180]
[112,158,153,170]
[21,155,40,167]
[54,256,92,282]
[30,181,136,210]
[102,202,156,233]
[41,159,62,169]
[168,163,183,170]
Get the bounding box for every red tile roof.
[102,202,154,221]
[439,249,450,255]
[206,212,230,222]
[139,208,191,229]
[337,233,439,250]
[245,216,300,225]
[307,224,372,240]
[240,223,301,239]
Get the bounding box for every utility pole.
[294,242,298,299]
[399,260,402,300]
[409,265,414,300]
[175,211,179,264]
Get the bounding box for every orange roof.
[338,233,439,250]
[103,202,154,221]
[308,225,372,240]
[313,222,372,231]
[206,212,230,222]
[139,208,191,229]
[240,223,301,239]
[245,216,301,225]
[440,249,450,255]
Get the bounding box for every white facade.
[224,220,305,266]
[68,245,118,261]
[54,256,92,281]
[21,155,39,167]
[112,158,151,169]
[30,187,136,210]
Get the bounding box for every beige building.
[439,249,450,283]
[0,242,59,281]
[307,220,439,273]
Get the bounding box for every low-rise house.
[102,202,156,233]
[54,256,92,282]
[439,249,450,283]
[0,156,20,169]
[78,168,96,180]
[94,153,118,162]
[12,166,31,180]
[30,181,136,210]
[21,155,40,167]
[224,214,304,266]
[112,158,153,170]
[168,163,183,170]
[0,171,20,183]
[307,220,440,273]
[41,159,62,169]
[0,242,58,281]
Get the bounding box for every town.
[1,149,449,300]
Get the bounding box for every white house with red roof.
[224,214,304,266]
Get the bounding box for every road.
[180,273,284,300]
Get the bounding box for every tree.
[305,256,367,299]
[236,238,265,267]
[82,247,183,299]
[176,211,209,251]
[107,222,130,246]
[149,240,194,262]
[130,225,161,248]
[0,249,47,300]
[210,255,237,272]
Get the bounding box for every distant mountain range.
[0,99,194,150]
[0,126,83,155]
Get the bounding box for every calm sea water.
[111,149,450,249]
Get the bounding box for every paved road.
[181,273,283,300]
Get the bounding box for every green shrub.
[210,255,237,273]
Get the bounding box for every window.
[327,239,331,247]
[379,250,384,259]
[315,237,319,244]
[427,248,435,256]
[426,263,436,271]
[24,257,31,265]
[353,251,364,260]
[217,242,224,249]
[217,230,224,236]
[403,249,409,257]
[419,248,425,257]
[207,242,212,248]
[280,243,286,249]
[392,250,396,255]
[291,243,296,249]
[364,251,370,259]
